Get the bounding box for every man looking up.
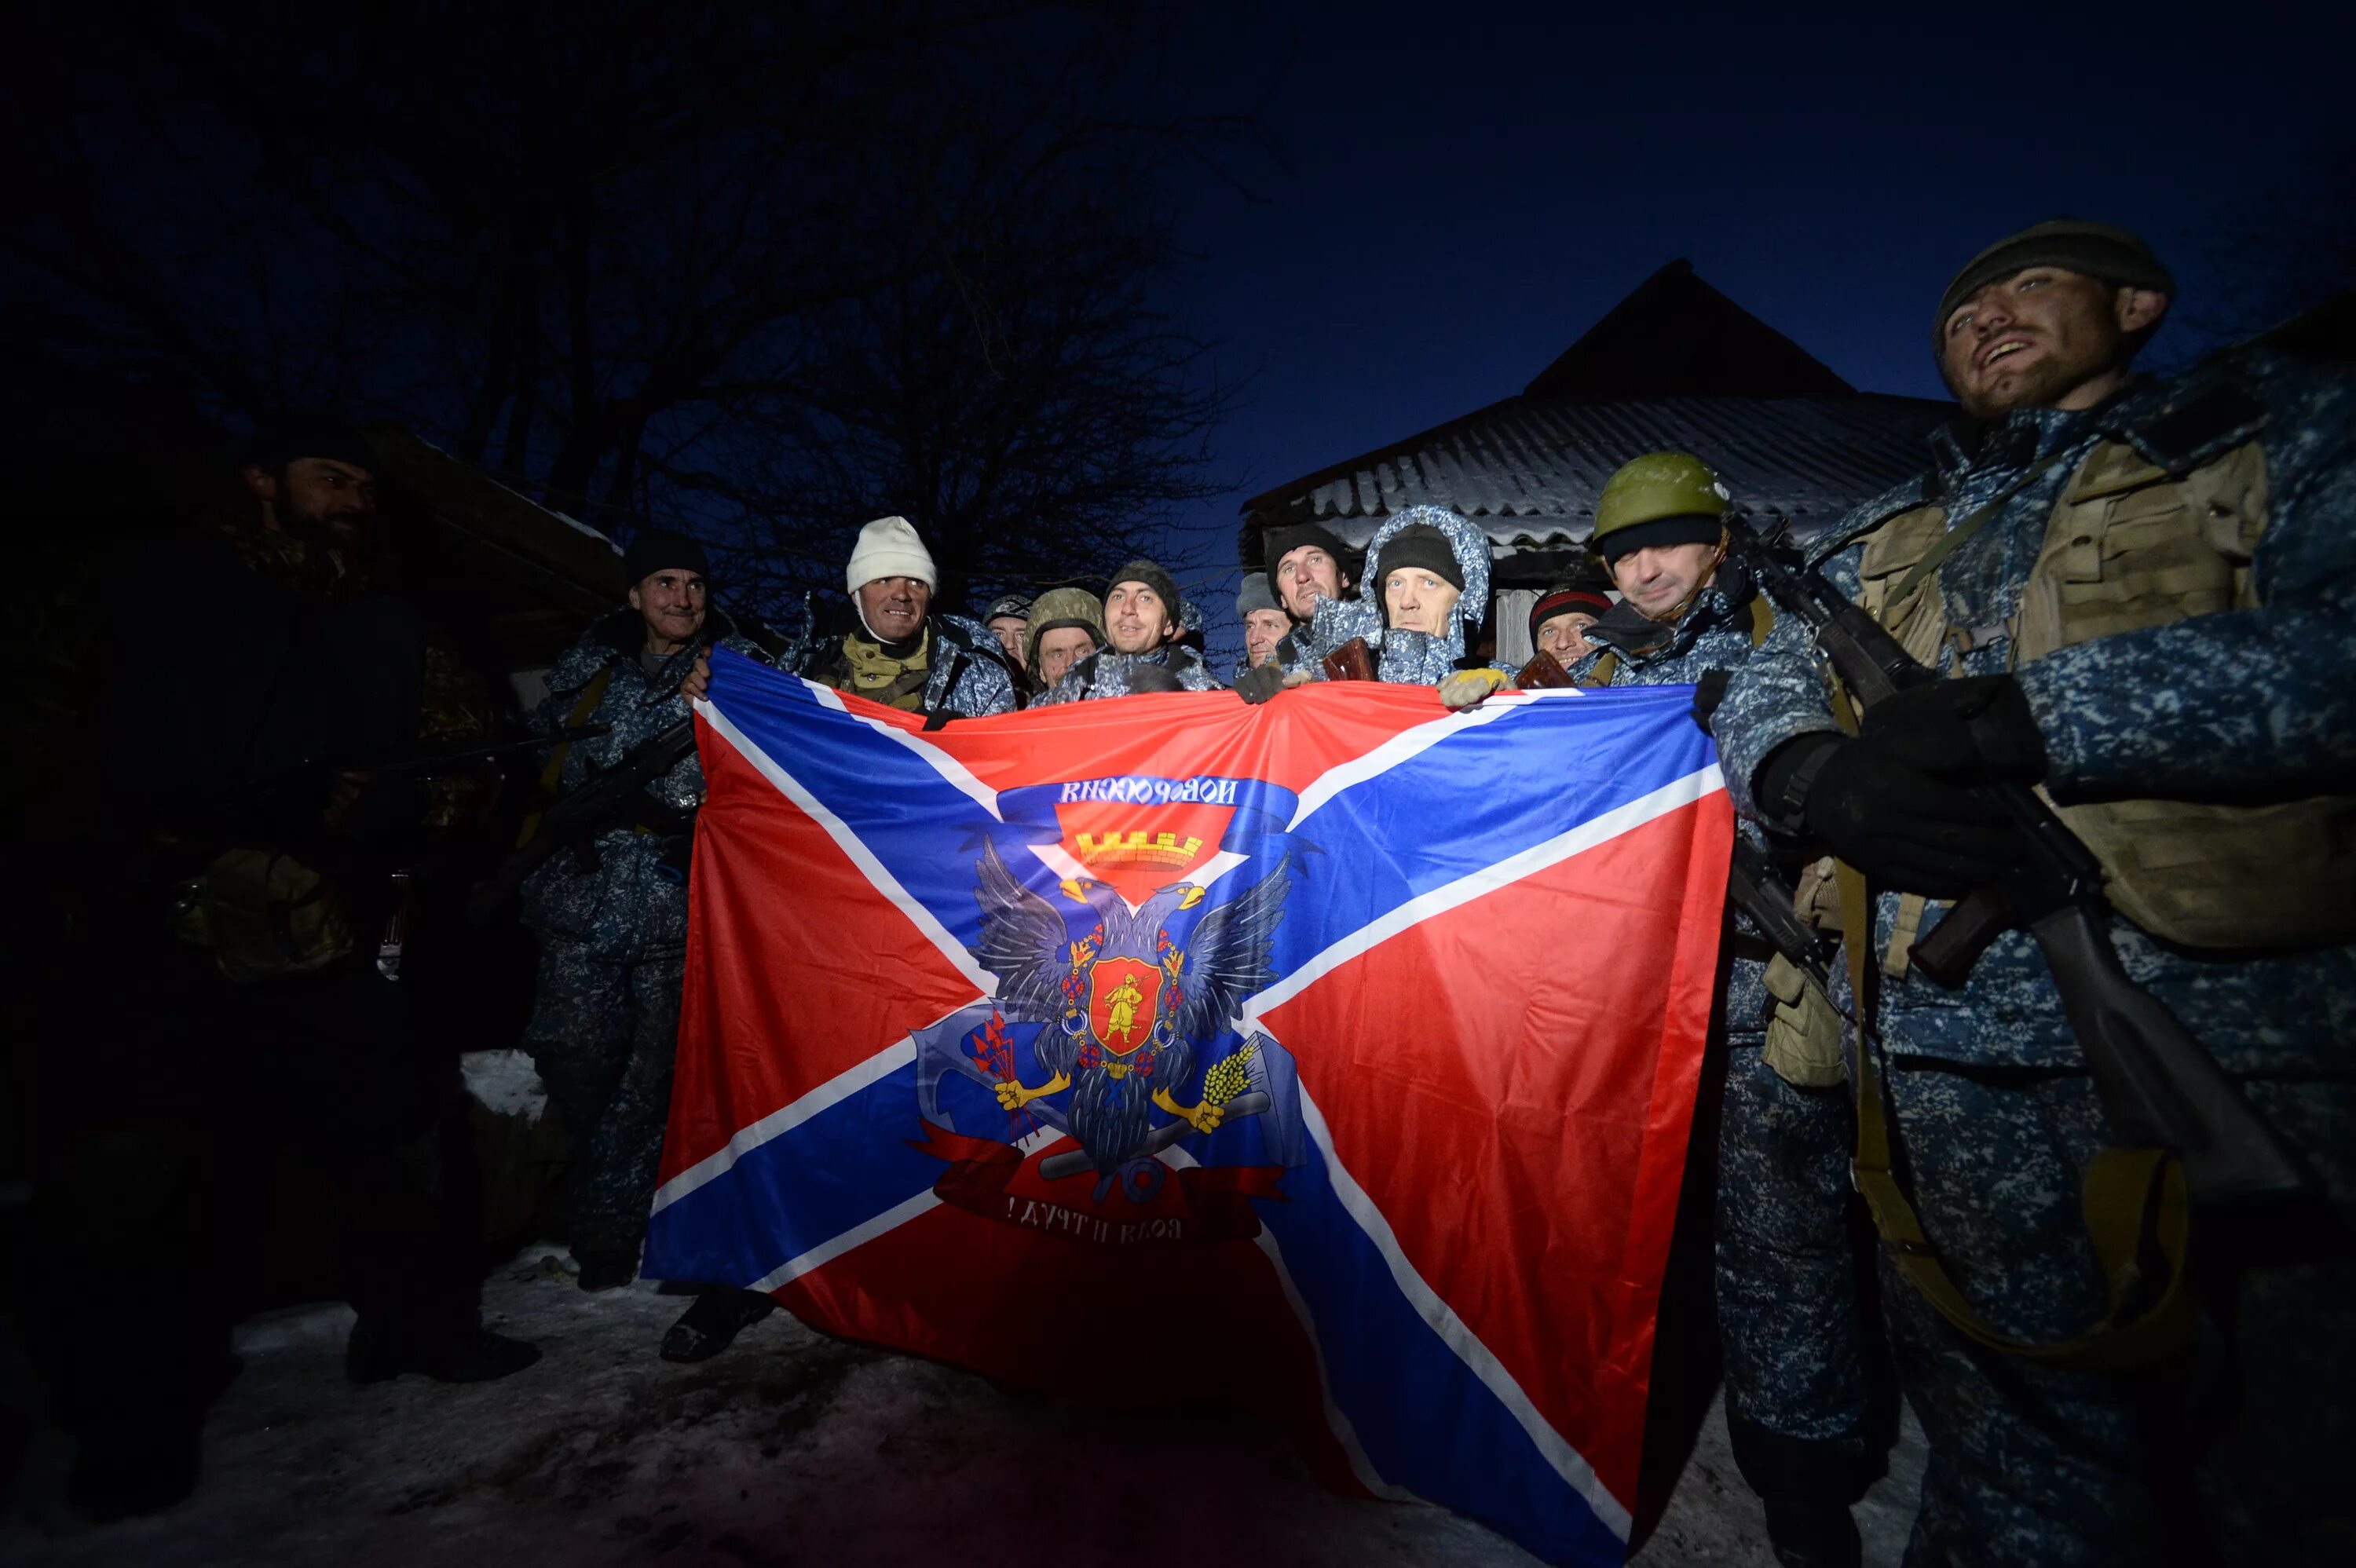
[1033,560,1221,703]
[1713,219,2356,1563]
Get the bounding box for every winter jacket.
[1033,643,1224,704]
[1284,505,1498,685]
[1713,349,2356,1076]
[520,606,759,961]
[802,612,1019,719]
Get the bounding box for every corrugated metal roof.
[1248,393,1951,550]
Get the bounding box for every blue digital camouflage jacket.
[520,606,761,961]
[1713,349,2356,1073]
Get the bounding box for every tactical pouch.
[1760,952,1845,1088]
[168,849,353,984]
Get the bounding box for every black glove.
[1796,736,2028,898]
[1859,675,2047,785]
[1125,663,1183,695]
[1234,663,1289,706]
[1691,670,1730,731]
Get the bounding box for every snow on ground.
[2,1248,1922,1567]
[461,1049,551,1123]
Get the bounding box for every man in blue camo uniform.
[1033,559,1224,702]
[522,531,761,1292]
[1712,220,2356,1565]
[1573,454,1888,1568]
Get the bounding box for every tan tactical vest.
[1857,438,2356,952]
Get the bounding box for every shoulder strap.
[1886,445,2081,613]
[1580,651,1619,688]
[517,664,616,849]
[1747,595,1775,648]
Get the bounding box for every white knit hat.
[845,515,937,595]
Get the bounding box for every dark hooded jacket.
[1284,505,1498,685]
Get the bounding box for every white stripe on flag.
[1253,1226,1425,1505]
[744,1120,1063,1291]
[697,699,996,999]
[649,1037,919,1215]
[803,678,1003,820]
[1286,698,1532,830]
[1244,763,1721,1029]
[1297,1084,1635,1542]
[750,1188,942,1293]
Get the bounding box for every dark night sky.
[1148,0,2353,601]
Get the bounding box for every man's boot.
[1762,1496,1862,1568]
[659,1287,776,1364]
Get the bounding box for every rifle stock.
[1321,637,1377,682]
[1515,650,1575,689]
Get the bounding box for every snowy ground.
[2,1054,1926,1565]
[1,1243,1924,1568]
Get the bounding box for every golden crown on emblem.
[1074,829,1204,868]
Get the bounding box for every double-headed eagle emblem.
[971,839,1289,1182]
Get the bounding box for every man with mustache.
[1710,221,2356,1564]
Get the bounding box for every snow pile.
[461,1050,548,1123]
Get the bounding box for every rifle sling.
[1885,447,2076,612]
[517,665,617,850]
[1827,685,2193,1373]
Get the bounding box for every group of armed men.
[34,216,2351,1567]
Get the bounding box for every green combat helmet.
[1590,451,1732,564]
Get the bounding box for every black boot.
[1762,1496,1862,1568]
[347,1316,541,1385]
[660,1288,776,1364]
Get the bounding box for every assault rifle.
[1725,836,1838,995]
[465,716,699,928]
[1732,521,2308,1208]
[357,725,609,780]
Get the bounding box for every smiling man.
[1710,220,2356,1564]
[1033,559,1222,702]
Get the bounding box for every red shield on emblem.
[1086,957,1165,1057]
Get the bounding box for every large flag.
[646,649,1731,1566]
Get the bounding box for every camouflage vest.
[1859,433,2356,952]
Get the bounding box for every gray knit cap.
[1934,218,2174,346]
[1235,572,1279,620]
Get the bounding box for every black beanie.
[1107,560,1181,620]
[1934,219,2175,345]
[1373,524,1465,593]
[1263,522,1356,588]
[623,529,711,587]
[1595,513,1723,565]
[248,416,379,475]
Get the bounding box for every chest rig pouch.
[2015,435,2356,951]
[1860,415,2354,954]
